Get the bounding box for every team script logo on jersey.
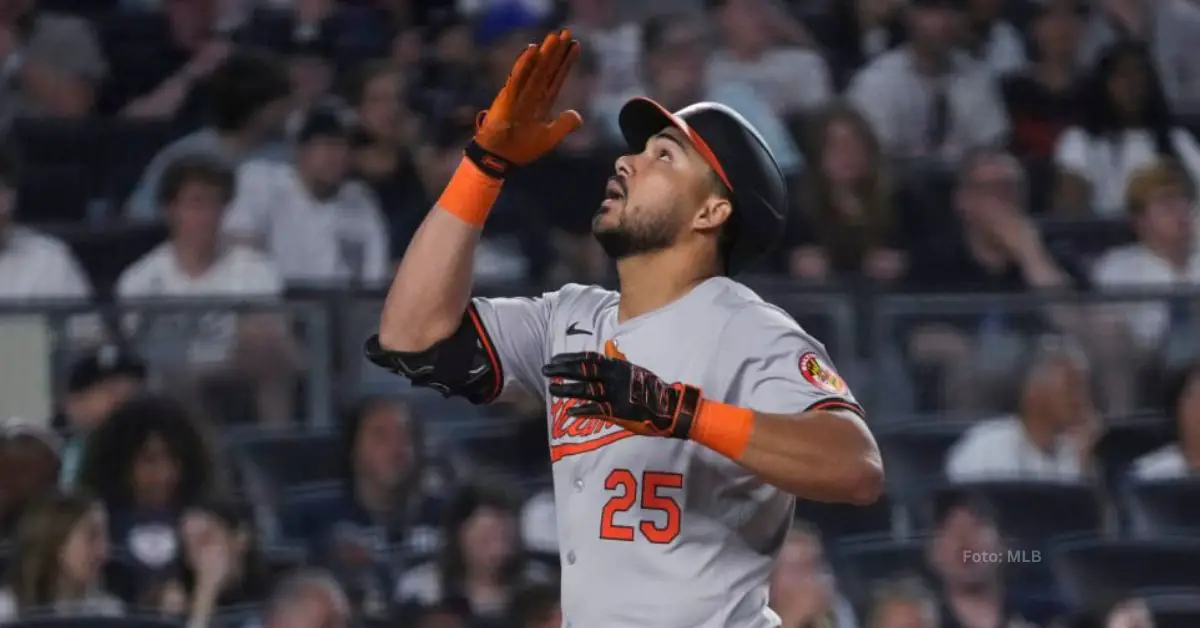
[798,352,847,395]
[548,391,634,462]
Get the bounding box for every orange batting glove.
[469,29,583,177]
[439,29,583,227]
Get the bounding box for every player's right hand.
[467,29,583,178]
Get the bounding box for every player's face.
[592,128,717,260]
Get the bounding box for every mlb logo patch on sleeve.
[798,352,847,395]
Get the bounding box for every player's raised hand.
[468,29,583,178]
[542,350,703,440]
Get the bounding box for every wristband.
[437,157,502,228]
[689,400,755,460]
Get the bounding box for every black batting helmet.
[617,97,788,275]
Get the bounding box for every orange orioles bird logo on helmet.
[798,352,847,395]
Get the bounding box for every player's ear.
[692,196,733,232]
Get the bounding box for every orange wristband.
[690,400,755,460]
[437,157,502,228]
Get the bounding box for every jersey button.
[566,551,576,565]
[573,479,583,491]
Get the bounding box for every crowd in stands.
[2,0,1200,626]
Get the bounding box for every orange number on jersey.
[599,469,683,544]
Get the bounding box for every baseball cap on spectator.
[295,102,356,143]
[23,15,108,83]
[67,344,147,395]
[0,416,63,460]
[1124,160,1196,216]
[474,1,541,47]
[286,23,339,62]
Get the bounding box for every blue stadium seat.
[1143,588,1200,628]
[921,482,1104,547]
[1051,538,1200,607]
[795,493,895,546]
[10,617,181,628]
[235,430,344,492]
[876,421,972,487]
[1125,478,1200,537]
[833,535,927,606]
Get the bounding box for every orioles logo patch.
[799,352,847,394]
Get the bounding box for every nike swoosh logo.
[566,322,592,336]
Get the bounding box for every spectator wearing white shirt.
[0,147,92,301]
[1054,42,1200,217]
[118,155,298,425]
[224,103,391,285]
[1133,362,1200,480]
[1092,161,1200,351]
[847,0,1010,163]
[946,339,1099,482]
[706,0,833,116]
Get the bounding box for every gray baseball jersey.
[472,277,862,628]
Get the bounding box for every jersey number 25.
[599,469,683,544]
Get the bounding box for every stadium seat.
[833,535,928,606]
[99,120,182,206]
[920,482,1104,546]
[210,603,263,628]
[795,493,895,545]
[59,224,167,298]
[1143,588,1200,628]
[235,430,344,491]
[1124,478,1200,537]
[876,421,972,487]
[1051,538,1200,607]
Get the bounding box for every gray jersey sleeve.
[718,303,863,418]
[470,293,557,401]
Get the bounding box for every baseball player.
[366,30,883,628]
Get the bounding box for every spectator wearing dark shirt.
[1001,0,1087,207]
[282,397,445,619]
[0,418,61,543]
[508,583,562,628]
[76,394,221,584]
[906,148,1077,412]
[346,61,426,259]
[809,0,906,91]
[926,493,1066,628]
[785,102,912,285]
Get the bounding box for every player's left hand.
[542,351,702,439]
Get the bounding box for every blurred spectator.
[864,575,939,628]
[224,101,390,284]
[847,0,1009,163]
[925,493,1053,628]
[1132,361,1200,479]
[810,0,906,91]
[518,488,556,556]
[564,0,642,118]
[1053,42,1200,217]
[405,15,485,127]
[785,102,911,283]
[961,0,1026,76]
[0,145,92,299]
[768,522,857,628]
[125,49,294,221]
[599,13,801,175]
[395,483,551,625]
[0,417,62,542]
[945,337,1098,482]
[906,149,1075,411]
[1091,161,1198,353]
[104,0,232,122]
[117,154,298,425]
[507,583,561,628]
[1078,0,1200,115]
[0,492,122,621]
[148,499,273,625]
[77,394,220,575]
[1066,595,1156,628]
[345,61,427,257]
[0,6,108,130]
[1001,0,1087,165]
[55,345,147,491]
[261,568,351,628]
[283,397,445,618]
[705,0,833,116]
[409,597,472,628]
[280,18,337,118]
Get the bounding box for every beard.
[591,204,680,260]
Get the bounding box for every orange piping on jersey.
[549,430,637,462]
[466,304,504,402]
[805,398,865,419]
